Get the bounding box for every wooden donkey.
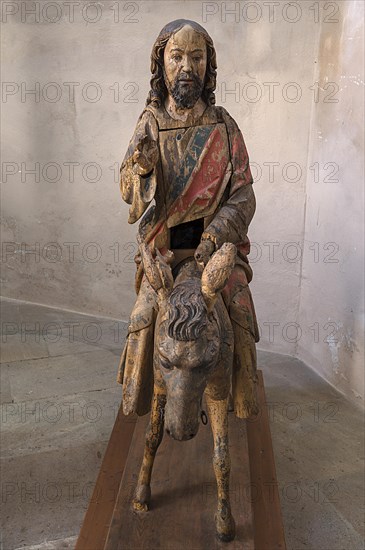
[133,242,237,542]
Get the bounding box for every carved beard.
[164,71,204,109]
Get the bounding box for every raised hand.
[133,134,159,176]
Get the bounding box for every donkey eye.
[160,357,173,370]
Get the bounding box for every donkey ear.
[155,249,174,294]
[139,242,162,292]
[201,243,236,311]
[139,242,174,295]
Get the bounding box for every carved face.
[163,25,207,109]
[155,284,221,441]
[138,242,237,442]
[157,302,220,371]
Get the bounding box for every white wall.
[1,1,363,405]
[296,1,364,404]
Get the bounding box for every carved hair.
[147,19,217,108]
[168,281,208,341]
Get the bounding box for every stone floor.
[0,297,363,550]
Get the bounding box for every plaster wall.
[1,1,363,404]
[296,1,365,404]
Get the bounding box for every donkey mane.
[168,280,208,341]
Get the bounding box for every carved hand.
[133,135,159,176]
[195,239,215,268]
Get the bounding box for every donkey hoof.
[215,508,236,542]
[133,484,151,512]
[133,500,148,512]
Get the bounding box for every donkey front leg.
[133,385,166,512]
[206,395,236,542]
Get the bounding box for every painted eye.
[161,361,174,372]
[173,55,182,62]
[160,359,173,371]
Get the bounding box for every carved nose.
[181,57,193,74]
[165,427,197,441]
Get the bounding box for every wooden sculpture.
[117,19,260,543]
[133,242,237,541]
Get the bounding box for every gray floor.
[0,298,363,550]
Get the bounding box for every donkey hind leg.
[133,385,166,512]
[206,395,236,542]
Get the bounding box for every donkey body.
[133,243,237,542]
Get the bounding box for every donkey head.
[140,242,236,441]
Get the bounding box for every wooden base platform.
[76,371,286,550]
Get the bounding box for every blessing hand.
[133,135,158,176]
